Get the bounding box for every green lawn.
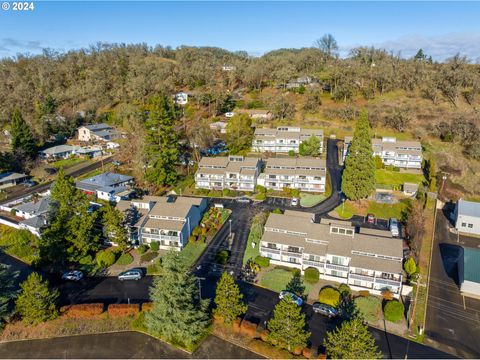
[354,296,382,323]
[375,169,425,189]
[367,199,411,220]
[335,201,357,219]
[243,212,268,264]
[0,226,39,265]
[49,157,87,169]
[180,241,207,268]
[300,192,326,207]
[259,268,313,294]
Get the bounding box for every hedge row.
[60,302,152,318]
[107,304,139,317]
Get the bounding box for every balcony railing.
[282,250,303,258]
[349,273,375,282]
[141,232,179,241]
[303,259,325,268]
[325,263,349,272]
[375,277,401,287]
[260,246,281,255]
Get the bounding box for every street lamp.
[229,219,232,238]
[341,198,345,215]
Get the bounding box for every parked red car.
[366,213,375,224]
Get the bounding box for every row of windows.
[461,222,474,228]
[352,250,403,262]
[330,227,354,236]
[265,227,307,237]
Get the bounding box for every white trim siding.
[252,127,324,154]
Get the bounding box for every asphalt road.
[0,332,261,359]
[424,206,480,358]
[0,156,113,205]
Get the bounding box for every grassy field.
[367,199,412,220]
[179,241,207,268]
[243,212,268,264]
[300,192,326,207]
[354,296,382,323]
[335,201,357,219]
[375,169,425,189]
[49,157,87,169]
[259,268,313,294]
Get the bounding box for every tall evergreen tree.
[15,272,58,325]
[268,298,310,351]
[0,263,18,326]
[341,110,375,200]
[213,272,247,324]
[144,95,179,186]
[299,135,321,156]
[41,168,99,264]
[146,251,210,349]
[102,205,128,251]
[324,317,382,359]
[11,108,36,159]
[286,272,306,298]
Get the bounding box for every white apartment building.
[257,157,327,193]
[116,196,207,250]
[252,127,324,154]
[343,136,422,169]
[454,199,480,236]
[259,211,404,297]
[195,156,262,191]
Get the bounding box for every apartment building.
[343,136,422,169]
[257,157,327,193]
[252,127,324,154]
[454,199,480,236]
[116,196,207,250]
[195,156,262,191]
[259,211,403,297]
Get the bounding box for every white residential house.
[259,211,404,297]
[195,156,262,192]
[0,172,28,189]
[252,127,324,154]
[14,196,51,237]
[257,157,327,193]
[117,196,207,250]
[454,199,480,236]
[76,172,134,202]
[78,123,121,142]
[343,136,422,169]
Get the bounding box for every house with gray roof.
[14,197,51,219]
[343,136,422,169]
[77,123,121,142]
[195,155,262,192]
[257,157,327,193]
[40,145,82,159]
[454,199,480,235]
[459,247,480,298]
[76,172,134,202]
[0,172,28,189]
[259,211,404,297]
[252,127,324,154]
[117,196,207,250]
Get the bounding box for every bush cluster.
[215,250,229,265]
[383,300,404,323]
[116,252,134,266]
[107,304,140,317]
[95,250,117,267]
[304,267,319,283]
[318,287,341,308]
[254,256,270,268]
[60,303,104,318]
[137,244,149,254]
[149,241,159,251]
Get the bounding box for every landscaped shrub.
[60,303,104,318]
[232,317,242,333]
[149,241,159,251]
[107,304,140,317]
[255,185,267,194]
[239,319,258,338]
[358,290,370,298]
[304,267,319,283]
[137,244,149,254]
[318,287,341,308]
[293,346,303,356]
[302,347,312,359]
[140,251,158,263]
[95,250,116,267]
[215,250,229,265]
[147,263,161,275]
[115,252,133,266]
[254,255,270,268]
[260,329,269,342]
[382,289,394,301]
[354,296,381,323]
[383,300,404,323]
[141,302,153,312]
[338,283,351,298]
[255,193,266,201]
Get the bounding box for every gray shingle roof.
[457,199,480,218]
[41,145,81,155]
[20,216,46,229]
[14,197,51,216]
[83,123,112,131]
[0,172,27,183]
[76,172,133,192]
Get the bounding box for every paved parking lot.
[425,208,480,358]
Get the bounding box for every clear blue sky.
[1,1,479,61]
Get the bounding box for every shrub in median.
[254,255,270,268]
[304,267,319,283]
[116,253,133,266]
[383,300,404,323]
[107,303,140,317]
[215,250,229,265]
[318,287,341,308]
[61,303,104,318]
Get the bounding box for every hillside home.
[236,109,273,121]
[195,155,262,191]
[454,199,480,236]
[259,211,404,297]
[76,172,134,202]
[0,172,28,189]
[117,196,207,250]
[14,196,51,237]
[40,145,103,160]
[252,127,324,154]
[343,136,422,169]
[257,157,327,193]
[77,123,121,142]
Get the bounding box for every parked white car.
[389,218,399,237]
[291,198,299,206]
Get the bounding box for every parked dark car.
[61,270,84,282]
[366,213,375,224]
[236,196,251,204]
[312,302,339,318]
[279,290,303,306]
